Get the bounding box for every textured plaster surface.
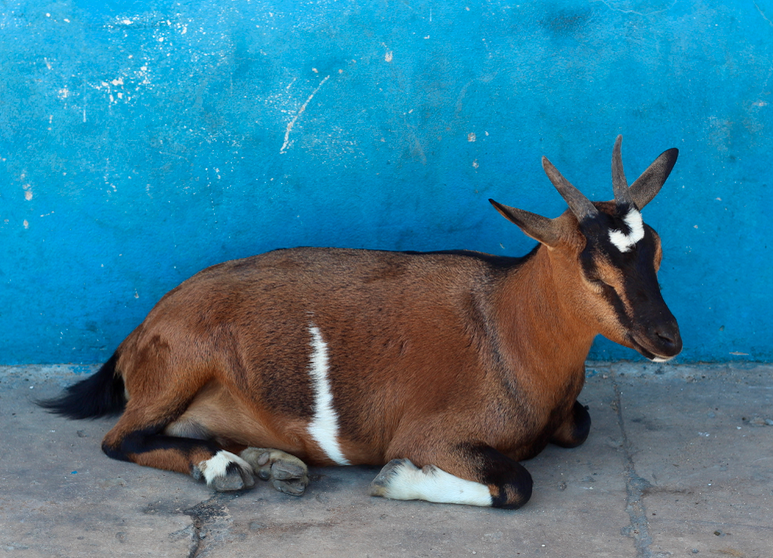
[1,1,772,363]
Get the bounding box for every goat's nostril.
[657,332,675,345]
[653,324,677,344]
[653,324,682,354]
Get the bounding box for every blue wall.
[1,0,771,364]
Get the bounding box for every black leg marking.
[102,425,255,491]
[102,425,221,464]
[457,444,533,509]
[551,400,592,448]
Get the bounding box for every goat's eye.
[588,276,612,289]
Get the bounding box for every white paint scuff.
[307,324,350,465]
[280,75,330,154]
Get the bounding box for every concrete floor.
[0,362,771,558]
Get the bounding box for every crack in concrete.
[612,379,657,558]
[183,493,234,558]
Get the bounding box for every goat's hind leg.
[241,448,310,496]
[102,406,255,492]
[370,443,533,509]
[550,400,591,448]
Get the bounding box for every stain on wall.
[0,0,771,364]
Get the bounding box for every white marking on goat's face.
[372,459,493,507]
[307,325,351,466]
[197,450,254,486]
[608,209,644,253]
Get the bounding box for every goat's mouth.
[648,353,677,363]
[629,331,682,363]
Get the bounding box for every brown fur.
[105,227,607,470]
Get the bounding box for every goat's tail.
[38,352,126,419]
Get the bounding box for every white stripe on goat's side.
[374,459,493,507]
[608,208,645,253]
[307,324,351,466]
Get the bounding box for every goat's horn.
[542,156,598,221]
[612,135,634,207]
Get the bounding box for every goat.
[41,136,681,509]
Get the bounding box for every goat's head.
[490,136,682,362]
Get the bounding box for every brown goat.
[42,136,681,509]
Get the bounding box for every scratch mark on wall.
[409,133,427,165]
[754,1,773,27]
[158,151,190,163]
[280,75,330,154]
[455,80,472,114]
[593,0,676,17]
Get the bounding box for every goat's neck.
[495,246,596,392]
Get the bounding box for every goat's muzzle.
[631,315,682,362]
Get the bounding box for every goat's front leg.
[369,443,533,509]
[550,400,591,448]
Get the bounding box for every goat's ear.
[629,148,679,209]
[489,199,561,248]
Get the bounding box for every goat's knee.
[550,400,591,448]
